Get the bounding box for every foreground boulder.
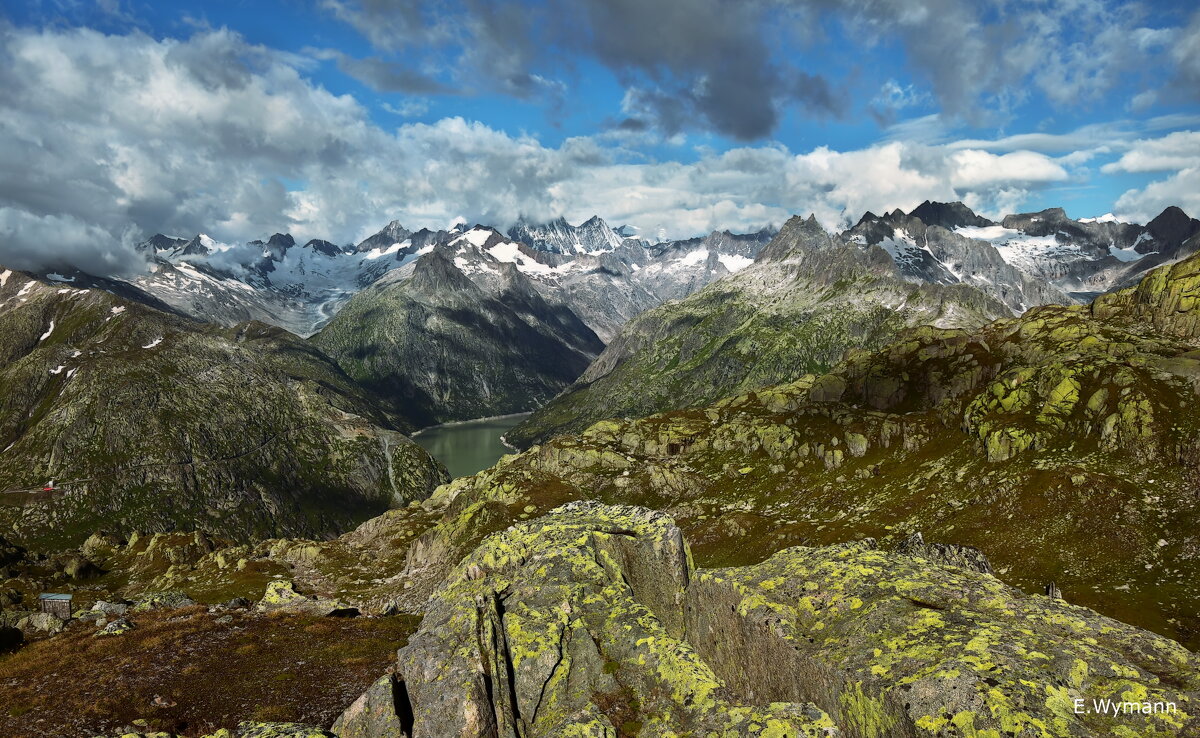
[343,503,1199,737]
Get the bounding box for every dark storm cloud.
[322,0,843,140]
[323,0,1179,139]
[1175,10,1200,99]
[320,0,436,51]
[563,0,829,139]
[335,54,455,94]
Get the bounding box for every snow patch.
[110,306,126,315]
[486,241,554,276]
[717,254,754,272]
[1080,213,1123,224]
[39,321,55,341]
[365,240,409,260]
[1110,244,1149,262]
[955,225,1021,241]
[0,270,9,287]
[678,249,710,267]
[47,273,75,283]
[143,337,163,349]
[456,228,494,248]
[49,365,66,375]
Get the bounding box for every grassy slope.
[0,607,418,737]
[0,271,446,549]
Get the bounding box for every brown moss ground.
[0,608,419,738]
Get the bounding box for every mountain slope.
[125,223,445,336]
[0,267,447,548]
[311,234,605,428]
[408,246,1200,646]
[844,207,1071,312]
[508,216,775,341]
[507,214,1011,447]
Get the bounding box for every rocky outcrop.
[360,503,837,737]
[332,675,409,738]
[342,504,1200,737]
[256,580,358,617]
[384,250,1200,649]
[1093,249,1200,338]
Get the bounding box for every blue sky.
[1,0,1199,273]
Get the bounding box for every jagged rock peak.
[407,248,478,294]
[303,238,342,257]
[355,220,412,252]
[137,234,188,254]
[757,213,833,261]
[908,200,995,229]
[1147,205,1200,244]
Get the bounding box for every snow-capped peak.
[1079,213,1124,224]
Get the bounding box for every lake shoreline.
[412,413,533,479]
[411,411,532,438]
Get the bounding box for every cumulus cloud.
[1101,131,1200,173]
[0,24,1188,277]
[1115,168,1200,223]
[1107,129,1200,221]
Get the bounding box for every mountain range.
[6,202,1200,736]
[33,203,1198,434]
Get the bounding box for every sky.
[0,0,1199,275]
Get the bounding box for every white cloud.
[0,24,1190,276]
[1105,128,1200,222]
[1115,168,1200,223]
[383,99,431,118]
[1101,131,1200,173]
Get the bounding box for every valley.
[4,202,1200,737]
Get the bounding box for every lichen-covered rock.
[257,580,358,617]
[388,252,1200,649]
[237,723,337,738]
[368,504,1200,738]
[332,674,408,738]
[689,541,1200,737]
[96,617,135,636]
[894,531,993,574]
[132,591,197,611]
[392,502,834,737]
[17,610,64,634]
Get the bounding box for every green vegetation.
[0,272,447,549]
